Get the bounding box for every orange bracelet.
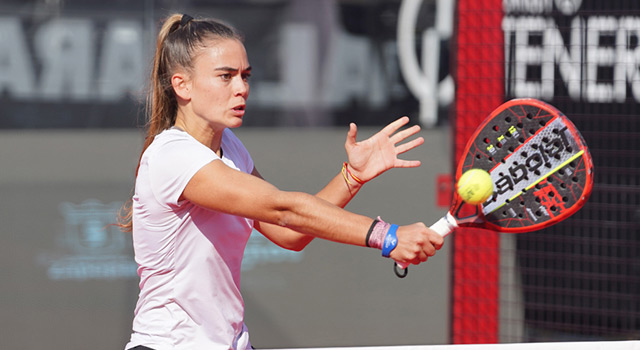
[342,162,366,185]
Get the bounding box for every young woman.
[121,13,443,350]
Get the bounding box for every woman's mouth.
[231,104,246,116]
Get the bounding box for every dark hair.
[118,14,243,232]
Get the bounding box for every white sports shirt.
[126,128,254,350]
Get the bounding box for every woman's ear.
[171,72,191,101]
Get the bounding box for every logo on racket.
[485,118,581,214]
[534,180,567,218]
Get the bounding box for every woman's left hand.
[344,116,424,183]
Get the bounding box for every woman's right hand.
[390,223,444,265]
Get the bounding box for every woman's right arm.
[182,159,443,265]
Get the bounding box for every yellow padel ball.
[456,169,494,205]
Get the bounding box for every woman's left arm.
[254,116,424,251]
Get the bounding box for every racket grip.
[395,213,457,270]
[429,212,457,237]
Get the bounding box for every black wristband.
[365,219,379,247]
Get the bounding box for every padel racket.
[394,98,594,278]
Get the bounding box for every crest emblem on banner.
[39,199,138,280]
[59,200,126,254]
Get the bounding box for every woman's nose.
[234,77,249,96]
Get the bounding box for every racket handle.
[394,213,457,273]
[429,212,457,237]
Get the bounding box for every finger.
[393,159,422,168]
[419,250,429,262]
[431,233,445,250]
[390,124,421,144]
[345,122,358,149]
[395,136,424,155]
[412,254,428,265]
[380,116,410,136]
[423,244,436,257]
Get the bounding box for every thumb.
[345,122,358,149]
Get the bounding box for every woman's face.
[187,38,251,130]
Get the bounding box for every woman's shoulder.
[145,128,213,161]
[156,127,196,144]
[151,128,206,150]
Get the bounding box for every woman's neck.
[173,117,224,157]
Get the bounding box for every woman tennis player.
[120,13,443,350]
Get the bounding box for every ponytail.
[118,14,243,232]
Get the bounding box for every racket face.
[454,98,594,233]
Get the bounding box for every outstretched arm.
[184,159,442,265]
